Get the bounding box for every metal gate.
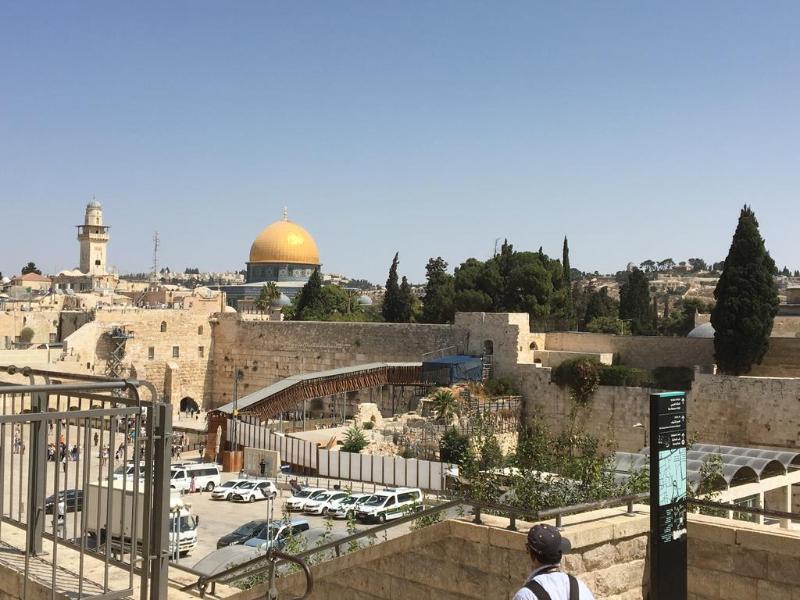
[0,365,172,600]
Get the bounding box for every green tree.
[421,257,455,323]
[688,258,707,272]
[586,316,627,334]
[292,269,323,320]
[619,268,654,335]
[583,286,618,325]
[21,262,41,275]
[439,427,470,464]
[341,426,369,453]
[711,205,779,374]
[639,259,656,273]
[382,253,403,322]
[397,276,413,322]
[19,327,35,344]
[430,389,459,422]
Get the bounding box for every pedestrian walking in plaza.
[513,524,595,600]
[93,432,99,447]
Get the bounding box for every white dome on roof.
[357,294,373,306]
[688,322,715,338]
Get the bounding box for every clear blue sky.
[2,2,798,282]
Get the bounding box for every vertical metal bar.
[139,406,154,600]
[94,417,104,560]
[78,420,91,600]
[130,411,142,592]
[72,398,80,543]
[52,418,61,600]
[0,421,4,537]
[103,416,118,591]
[18,394,24,521]
[27,390,47,555]
[150,403,172,600]
[119,413,129,564]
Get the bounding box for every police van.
[355,487,423,523]
[170,462,222,493]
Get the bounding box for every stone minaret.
[77,199,110,275]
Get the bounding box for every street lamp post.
[633,422,647,449]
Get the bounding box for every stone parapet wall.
[688,513,800,599]
[229,508,649,600]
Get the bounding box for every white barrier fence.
[227,418,452,491]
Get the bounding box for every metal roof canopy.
[615,443,800,488]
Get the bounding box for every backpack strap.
[568,574,579,600]
[523,579,553,600]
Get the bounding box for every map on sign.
[658,447,686,506]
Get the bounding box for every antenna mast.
[151,231,160,281]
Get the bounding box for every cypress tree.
[562,236,574,324]
[293,268,322,320]
[711,205,779,374]
[619,268,653,334]
[398,275,413,322]
[382,252,402,322]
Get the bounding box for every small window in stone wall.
[148,347,155,360]
[198,325,204,335]
[172,346,180,358]
[160,321,167,333]
[198,346,204,358]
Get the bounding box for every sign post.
[649,391,688,600]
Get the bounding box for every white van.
[355,488,424,523]
[170,463,221,492]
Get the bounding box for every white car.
[303,491,349,516]
[285,488,327,512]
[210,479,249,501]
[229,480,278,503]
[329,493,370,519]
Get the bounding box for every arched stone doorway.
[483,340,494,355]
[180,397,199,413]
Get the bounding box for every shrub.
[551,357,600,405]
[439,427,470,465]
[484,376,518,396]
[598,365,651,388]
[362,421,375,430]
[19,327,35,344]
[341,426,369,453]
[652,366,694,391]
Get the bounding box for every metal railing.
[182,492,649,597]
[0,365,172,600]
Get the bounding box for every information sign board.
[649,391,688,599]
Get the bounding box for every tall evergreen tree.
[382,252,402,322]
[421,257,455,323]
[562,236,574,323]
[21,262,41,275]
[293,268,323,320]
[619,268,653,335]
[711,206,779,374]
[398,276,413,322]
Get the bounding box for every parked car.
[285,487,327,512]
[329,493,370,520]
[45,489,83,514]
[244,520,310,551]
[303,491,349,516]
[210,479,249,501]
[356,488,424,523]
[229,480,278,503]
[216,519,270,549]
[170,463,222,493]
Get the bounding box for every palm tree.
[255,283,280,313]
[431,389,459,423]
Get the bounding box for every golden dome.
[249,217,320,265]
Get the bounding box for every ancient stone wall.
[208,314,467,408]
[230,509,649,600]
[0,310,61,347]
[544,331,717,370]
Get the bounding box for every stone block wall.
[208,315,467,408]
[688,513,800,599]
[229,510,649,600]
